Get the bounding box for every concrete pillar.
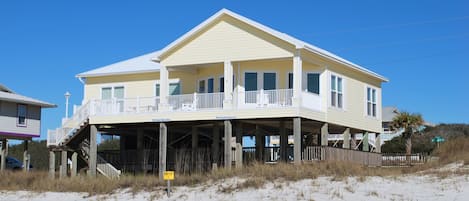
[363,132,369,152]
[88,125,97,177]
[212,123,220,166]
[235,122,243,168]
[1,139,7,171]
[375,133,381,153]
[279,120,288,162]
[23,140,29,172]
[321,123,329,146]
[137,129,144,173]
[224,120,232,169]
[71,152,78,177]
[293,117,301,165]
[351,134,357,149]
[49,151,55,179]
[159,123,167,180]
[255,125,263,161]
[292,50,303,107]
[60,150,67,178]
[342,128,351,149]
[223,60,233,109]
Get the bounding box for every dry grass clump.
[433,137,469,165]
[2,137,468,195]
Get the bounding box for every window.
[17,104,27,126]
[367,87,377,117]
[101,86,123,100]
[198,80,206,93]
[288,73,293,89]
[263,73,276,90]
[306,73,320,94]
[101,86,125,112]
[207,78,214,93]
[219,77,224,92]
[156,83,181,96]
[245,72,257,91]
[330,75,343,108]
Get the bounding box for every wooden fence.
[302,146,382,166]
[381,153,428,166]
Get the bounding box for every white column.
[159,65,170,110]
[375,133,381,153]
[292,50,302,107]
[223,60,233,109]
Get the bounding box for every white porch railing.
[47,89,322,147]
[239,89,294,109]
[168,92,224,111]
[92,97,160,116]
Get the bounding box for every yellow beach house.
[47,9,387,179]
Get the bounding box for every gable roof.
[76,50,162,78]
[0,84,56,108]
[154,8,388,82]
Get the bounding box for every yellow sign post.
[163,171,174,196]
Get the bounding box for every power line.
[336,33,469,51]
[363,49,468,66]
[312,15,469,36]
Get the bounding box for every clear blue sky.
[1,0,468,141]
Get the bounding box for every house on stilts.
[47,8,388,179]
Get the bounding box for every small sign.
[163,171,174,180]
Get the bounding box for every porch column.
[158,65,170,111]
[137,129,144,173]
[1,139,7,171]
[342,128,351,149]
[362,132,369,152]
[224,120,232,169]
[223,60,233,109]
[49,151,55,179]
[351,133,357,150]
[293,117,301,165]
[375,133,381,153]
[279,119,288,162]
[255,125,264,161]
[212,123,220,166]
[120,135,126,171]
[88,125,97,177]
[60,150,67,178]
[71,152,78,177]
[191,126,198,171]
[292,50,303,107]
[321,123,329,146]
[158,123,167,180]
[23,140,29,172]
[192,126,198,150]
[235,122,243,168]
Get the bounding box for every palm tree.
[391,112,424,165]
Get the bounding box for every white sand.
[1,164,468,201]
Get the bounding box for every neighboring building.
[0,83,55,171]
[47,9,387,178]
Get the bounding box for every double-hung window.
[366,87,377,117]
[330,75,343,108]
[156,83,181,96]
[17,104,27,126]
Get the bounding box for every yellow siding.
[325,68,382,133]
[160,15,294,67]
[84,71,198,102]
